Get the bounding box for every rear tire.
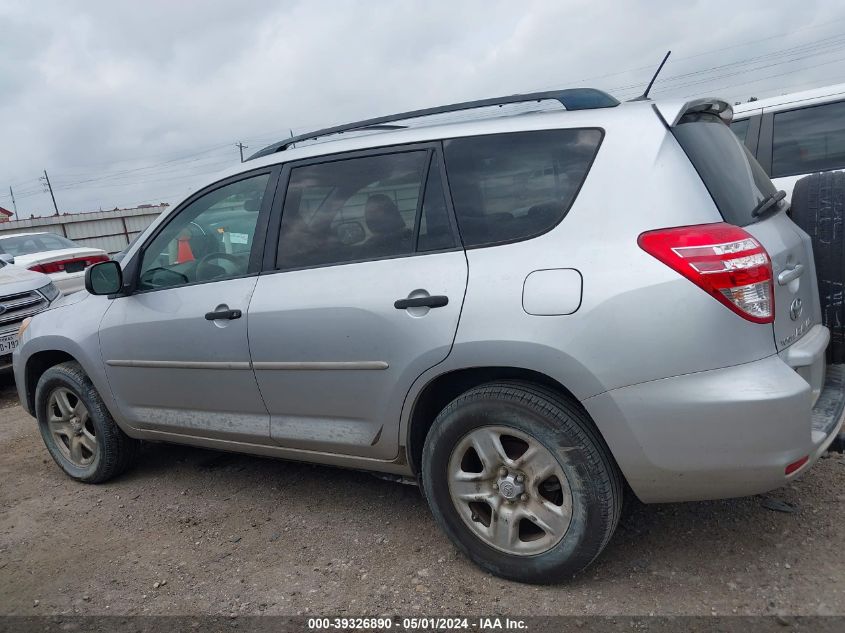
[421,381,622,584]
[790,171,845,363]
[35,361,138,483]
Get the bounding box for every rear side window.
[673,113,776,226]
[277,151,430,270]
[772,100,845,178]
[443,129,602,247]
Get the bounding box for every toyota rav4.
[13,88,845,583]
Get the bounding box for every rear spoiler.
[654,98,733,126]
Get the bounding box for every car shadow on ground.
[118,436,816,584]
[2,368,827,588]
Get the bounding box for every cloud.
[2,0,844,216]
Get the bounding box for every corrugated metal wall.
[0,205,168,255]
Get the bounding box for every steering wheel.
[195,252,242,280]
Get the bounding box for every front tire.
[421,381,622,583]
[35,361,138,483]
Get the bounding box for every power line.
[608,33,845,95]
[526,16,845,93]
[677,53,845,99]
[724,72,845,102]
[51,145,233,189]
[52,155,234,191]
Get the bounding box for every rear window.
[673,113,776,226]
[442,129,603,247]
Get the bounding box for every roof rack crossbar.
[247,88,618,160]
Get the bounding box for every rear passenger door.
[248,145,467,459]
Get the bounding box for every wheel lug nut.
[515,474,524,483]
[498,467,507,477]
[492,483,499,490]
[520,493,528,502]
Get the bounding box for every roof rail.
[247,88,619,160]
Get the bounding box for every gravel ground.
[0,370,844,617]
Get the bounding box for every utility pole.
[235,142,248,163]
[8,186,17,220]
[40,170,59,215]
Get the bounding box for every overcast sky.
[2,0,845,217]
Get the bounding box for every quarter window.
[730,118,751,144]
[772,100,845,178]
[138,173,269,290]
[417,155,456,252]
[276,151,432,270]
[442,129,602,247]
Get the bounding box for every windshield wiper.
[751,190,787,219]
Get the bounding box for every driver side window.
[138,173,270,290]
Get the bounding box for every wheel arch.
[24,349,78,413]
[405,366,594,477]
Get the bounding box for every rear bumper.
[583,341,843,503]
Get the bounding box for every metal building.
[0,204,168,255]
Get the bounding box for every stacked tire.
[790,171,845,364]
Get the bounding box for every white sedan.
[0,232,109,294]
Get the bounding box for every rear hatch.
[672,110,821,352]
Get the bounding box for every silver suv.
[13,89,844,583]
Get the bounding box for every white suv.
[731,82,845,198]
[732,84,845,365]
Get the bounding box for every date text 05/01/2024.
[306,617,528,631]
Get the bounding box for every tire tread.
[791,171,845,363]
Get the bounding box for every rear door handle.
[394,295,449,310]
[778,264,804,285]
[204,308,242,321]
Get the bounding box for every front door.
[99,170,277,442]
[248,148,467,459]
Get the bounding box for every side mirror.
[85,260,123,296]
[0,254,14,266]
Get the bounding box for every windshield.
[673,112,777,226]
[0,233,79,256]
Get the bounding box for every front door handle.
[205,308,242,321]
[778,264,804,286]
[394,295,449,310]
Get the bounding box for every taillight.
[638,223,774,324]
[29,254,110,274]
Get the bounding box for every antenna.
[630,50,671,102]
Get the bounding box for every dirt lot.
[1,371,844,617]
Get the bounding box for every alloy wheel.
[47,387,96,467]
[447,425,572,556]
